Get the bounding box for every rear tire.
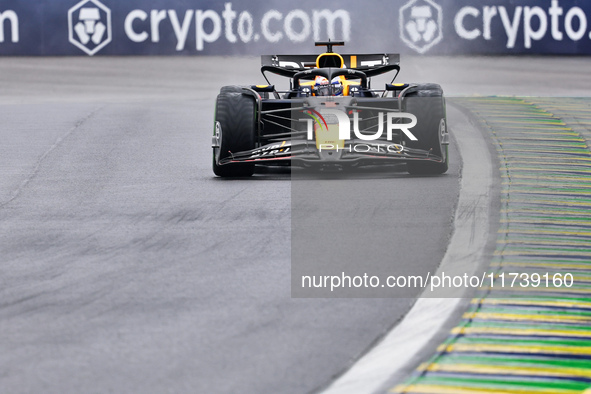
[212,87,256,177]
[403,84,449,175]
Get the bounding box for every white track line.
[321,103,494,394]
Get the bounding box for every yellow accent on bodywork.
[316,52,344,68]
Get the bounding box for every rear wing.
[261,54,400,70]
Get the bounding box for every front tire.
[212,87,256,177]
[403,84,449,175]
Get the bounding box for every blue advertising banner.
[1,0,591,56]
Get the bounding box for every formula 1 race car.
[212,40,449,177]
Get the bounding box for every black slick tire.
[212,87,256,177]
[403,84,449,175]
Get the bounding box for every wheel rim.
[213,121,222,163]
[438,118,448,163]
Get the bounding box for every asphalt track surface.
[1,56,590,394]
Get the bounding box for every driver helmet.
[314,76,330,96]
[330,76,344,96]
[314,76,343,96]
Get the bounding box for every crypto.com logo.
[68,0,112,56]
[303,108,418,151]
[400,0,443,54]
